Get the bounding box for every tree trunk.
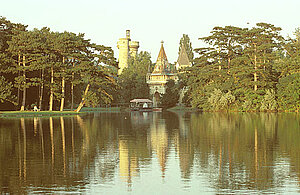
[254,44,258,91]
[60,57,65,112]
[75,84,90,112]
[20,55,26,111]
[17,53,21,109]
[227,57,231,74]
[71,60,75,110]
[60,76,65,111]
[71,81,74,110]
[38,69,44,110]
[218,47,221,71]
[49,65,54,111]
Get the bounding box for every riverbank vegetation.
[0,17,117,112]
[180,23,300,112]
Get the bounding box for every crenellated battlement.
[117,30,139,75]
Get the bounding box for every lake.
[0,112,299,194]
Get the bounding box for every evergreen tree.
[186,23,284,111]
[75,44,117,112]
[7,28,45,111]
[0,76,14,104]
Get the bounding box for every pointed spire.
[157,40,168,62]
[153,41,170,73]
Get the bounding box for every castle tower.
[146,41,178,107]
[129,41,139,58]
[117,30,139,75]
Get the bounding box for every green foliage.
[181,89,191,107]
[277,73,300,111]
[160,80,180,108]
[118,51,152,103]
[260,89,277,111]
[0,17,117,111]
[85,91,100,108]
[184,23,299,112]
[208,89,235,110]
[0,76,14,104]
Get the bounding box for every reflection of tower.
[174,112,194,180]
[150,113,169,177]
[119,137,138,185]
[117,30,139,75]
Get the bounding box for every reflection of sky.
[84,112,300,194]
[1,113,300,194]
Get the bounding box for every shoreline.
[0,111,85,118]
[0,106,298,118]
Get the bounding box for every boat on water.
[130,99,162,112]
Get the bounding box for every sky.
[1,0,300,63]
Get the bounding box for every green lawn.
[0,111,83,118]
[0,107,123,118]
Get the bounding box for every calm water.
[0,112,299,194]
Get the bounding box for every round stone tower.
[117,30,139,75]
[129,41,139,58]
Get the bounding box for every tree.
[0,76,14,104]
[179,34,194,63]
[118,51,152,103]
[260,89,277,111]
[241,23,283,91]
[160,80,179,108]
[208,89,235,111]
[7,28,45,111]
[0,17,27,108]
[277,73,300,111]
[75,44,117,112]
[185,23,284,111]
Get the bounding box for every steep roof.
[177,45,191,67]
[157,41,168,61]
[152,41,171,74]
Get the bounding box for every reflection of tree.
[0,112,299,193]
[277,113,300,184]
[0,114,121,193]
[190,113,281,192]
[173,112,194,181]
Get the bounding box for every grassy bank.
[0,107,123,118]
[0,111,84,118]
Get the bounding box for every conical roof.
[177,45,191,67]
[152,41,171,74]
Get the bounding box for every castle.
[117,30,139,75]
[117,31,191,106]
[146,41,178,107]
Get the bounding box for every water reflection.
[0,112,299,194]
